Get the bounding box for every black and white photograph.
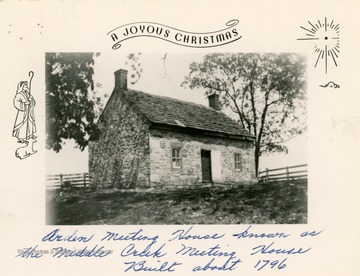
[45,52,308,225]
[1,1,360,275]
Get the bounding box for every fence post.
[83,173,86,187]
[265,168,269,183]
[60,174,63,187]
[286,167,290,181]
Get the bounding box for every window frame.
[172,147,182,169]
[234,153,242,171]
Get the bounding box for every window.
[234,153,242,171]
[172,148,182,168]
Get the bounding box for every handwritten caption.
[16,226,323,272]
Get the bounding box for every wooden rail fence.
[46,173,90,189]
[258,164,307,183]
[46,166,307,189]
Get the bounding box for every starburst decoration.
[298,17,340,74]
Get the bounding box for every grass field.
[46,181,307,225]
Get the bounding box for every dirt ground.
[46,181,307,225]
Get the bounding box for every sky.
[46,52,307,175]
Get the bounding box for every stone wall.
[88,91,150,188]
[89,90,256,189]
[149,128,256,186]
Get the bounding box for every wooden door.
[201,150,212,182]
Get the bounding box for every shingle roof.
[122,89,255,140]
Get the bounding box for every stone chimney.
[208,93,220,110]
[114,69,128,90]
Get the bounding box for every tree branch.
[268,126,307,144]
[161,53,168,77]
[257,88,272,152]
[221,67,252,132]
[248,76,258,138]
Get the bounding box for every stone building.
[89,69,256,188]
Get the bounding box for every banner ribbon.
[107,19,241,49]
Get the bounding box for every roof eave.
[150,123,255,142]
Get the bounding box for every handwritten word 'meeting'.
[176,243,235,258]
[101,229,158,244]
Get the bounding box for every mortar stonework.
[89,87,256,189]
[149,128,255,186]
[89,91,150,188]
